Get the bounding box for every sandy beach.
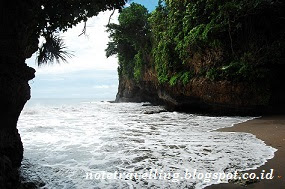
[207,115,285,189]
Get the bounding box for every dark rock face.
[0,155,21,189]
[116,77,162,104]
[0,1,37,188]
[0,63,35,188]
[0,61,35,189]
[116,73,284,116]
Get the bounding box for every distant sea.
[18,98,276,189]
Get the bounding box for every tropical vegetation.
[106,0,284,86]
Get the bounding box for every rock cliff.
[116,67,285,115]
[111,1,285,116]
[0,1,37,188]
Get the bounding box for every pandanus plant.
[37,34,74,66]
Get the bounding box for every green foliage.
[109,0,284,86]
[220,53,270,82]
[153,38,173,83]
[33,0,127,65]
[169,71,193,86]
[38,0,127,33]
[206,52,270,82]
[150,3,180,84]
[105,41,118,58]
[180,71,192,85]
[134,51,144,81]
[206,68,220,81]
[37,34,73,65]
[106,3,151,79]
[169,73,181,86]
[149,0,283,83]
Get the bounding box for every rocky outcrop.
[0,61,35,189]
[116,69,285,115]
[0,1,38,188]
[0,155,20,189]
[116,77,162,104]
[114,0,285,116]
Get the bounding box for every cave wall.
[0,1,38,188]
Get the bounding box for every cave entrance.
[26,11,119,103]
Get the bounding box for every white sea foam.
[18,101,276,189]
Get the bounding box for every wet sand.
[207,115,285,189]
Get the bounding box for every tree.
[106,3,151,80]
[149,0,285,84]
[0,1,127,188]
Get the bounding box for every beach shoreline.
[207,115,285,189]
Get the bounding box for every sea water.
[18,99,276,189]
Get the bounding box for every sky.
[27,0,158,100]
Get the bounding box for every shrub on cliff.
[107,0,284,86]
[106,3,151,80]
[150,0,285,84]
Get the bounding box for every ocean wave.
[18,102,276,189]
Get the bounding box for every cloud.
[39,78,65,81]
[27,10,120,75]
[124,3,131,7]
[26,11,120,99]
[92,85,117,89]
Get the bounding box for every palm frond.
[37,34,74,66]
